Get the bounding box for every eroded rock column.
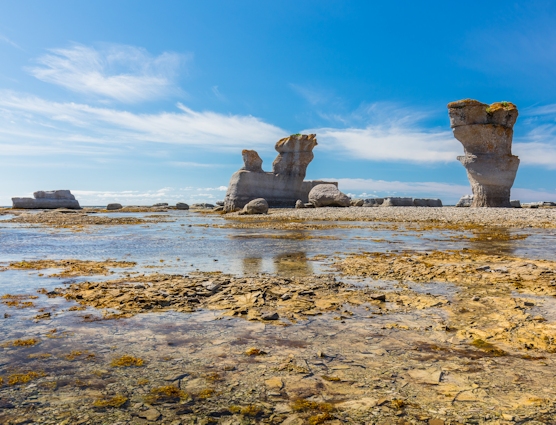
[448,99,520,208]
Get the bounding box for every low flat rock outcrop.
[12,190,81,209]
[448,99,520,207]
[223,134,337,211]
[240,198,269,214]
[382,197,413,207]
[413,198,443,207]
[363,198,384,207]
[308,184,350,207]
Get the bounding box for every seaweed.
[144,385,188,404]
[110,355,144,367]
[93,394,128,408]
[8,371,45,385]
[11,338,39,347]
[471,339,507,357]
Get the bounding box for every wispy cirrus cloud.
[0,91,287,155]
[0,33,20,49]
[27,44,189,103]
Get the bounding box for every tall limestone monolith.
[447,99,520,208]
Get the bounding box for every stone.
[261,311,279,320]
[510,200,521,208]
[176,203,189,210]
[413,198,443,207]
[448,99,520,207]
[12,190,81,209]
[265,377,284,389]
[429,420,445,425]
[295,200,305,209]
[106,203,123,211]
[213,205,224,212]
[241,198,269,215]
[456,195,473,207]
[215,201,224,206]
[362,198,384,207]
[304,203,315,208]
[381,197,413,207]
[152,203,168,207]
[138,408,161,421]
[350,199,364,207]
[224,134,338,211]
[191,203,215,209]
[308,184,350,208]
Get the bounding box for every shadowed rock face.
[224,134,331,211]
[448,99,520,208]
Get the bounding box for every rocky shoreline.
[226,206,556,229]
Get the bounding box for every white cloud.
[334,178,470,200]
[72,186,228,206]
[28,44,188,103]
[332,178,556,203]
[0,91,287,154]
[313,126,458,163]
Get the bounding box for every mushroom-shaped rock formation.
[224,134,336,211]
[448,99,520,208]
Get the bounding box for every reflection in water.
[242,257,263,275]
[274,251,313,276]
[466,227,529,256]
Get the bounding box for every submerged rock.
[308,184,350,207]
[12,190,81,209]
[448,99,520,207]
[223,134,338,211]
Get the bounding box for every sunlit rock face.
[224,134,335,211]
[448,99,520,208]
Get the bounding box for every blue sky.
[1,1,556,205]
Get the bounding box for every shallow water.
[2,211,556,423]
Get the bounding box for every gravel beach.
[227,206,556,229]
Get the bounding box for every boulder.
[456,195,473,207]
[350,199,364,207]
[413,198,443,207]
[12,190,81,209]
[106,203,123,210]
[295,200,305,209]
[381,197,413,207]
[448,99,520,207]
[191,203,215,209]
[362,198,384,207]
[215,201,225,206]
[510,200,521,208]
[241,198,269,214]
[308,184,350,208]
[223,134,337,211]
[176,203,189,210]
